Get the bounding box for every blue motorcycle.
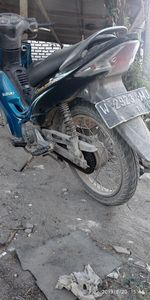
[1,12,150,206]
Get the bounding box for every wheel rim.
[73,114,123,197]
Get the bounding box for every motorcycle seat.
[28,33,116,88]
[28,44,79,87]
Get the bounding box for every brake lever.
[27,22,55,35]
[38,27,51,33]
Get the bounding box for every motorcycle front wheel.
[68,100,139,206]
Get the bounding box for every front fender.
[80,75,150,162]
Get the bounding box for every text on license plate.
[95,87,150,128]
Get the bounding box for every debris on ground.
[25,223,34,229]
[128,257,134,262]
[138,289,145,295]
[127,240,134,245]
[133,260,146,268]
[99,262,150,299]
[62,188,68,193]
[107,270,119,280]
[24,223,34,235]
[56,264,103,300]
[0,251,7,259]
[146,264,150,272]
[33,165,45,170]
[76,218,82,221]
[113,245,131,255]
[62,187,68,197]
[25,229,32,235]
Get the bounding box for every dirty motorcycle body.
[1,13,150,206]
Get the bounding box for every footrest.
[31,145,50,156]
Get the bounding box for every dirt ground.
[0,124,150,300]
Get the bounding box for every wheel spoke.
[73,115,122,197]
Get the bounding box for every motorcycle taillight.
[75,40,140,78]
[109,40,140,75]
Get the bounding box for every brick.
[27,40,66,60]
[34,49,41,53]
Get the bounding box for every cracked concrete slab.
[17,231,121,300]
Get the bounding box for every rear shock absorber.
[59,102,78,138]
[59,102,82,158]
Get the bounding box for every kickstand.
[19,155,34,172]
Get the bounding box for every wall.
[28,40,61,61]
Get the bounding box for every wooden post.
[143,0,150,78]
[36,0,63,48]
[20,0,28,17]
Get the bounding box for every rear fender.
[79,75,150,162]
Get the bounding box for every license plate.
[95,87,150,128]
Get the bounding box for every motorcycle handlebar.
[0,14,39,49]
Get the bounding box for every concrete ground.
[0,124,150,299]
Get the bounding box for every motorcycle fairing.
[30,75,93,125]
[0,71,30,137]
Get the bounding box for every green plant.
[123,56,149,91]
[105,0,120,23]
[123,16,130,29]
[105,0,147,91]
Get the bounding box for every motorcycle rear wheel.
[69,100,139,206]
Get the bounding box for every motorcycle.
[1,13,150,206]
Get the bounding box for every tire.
[67,100,139,206]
